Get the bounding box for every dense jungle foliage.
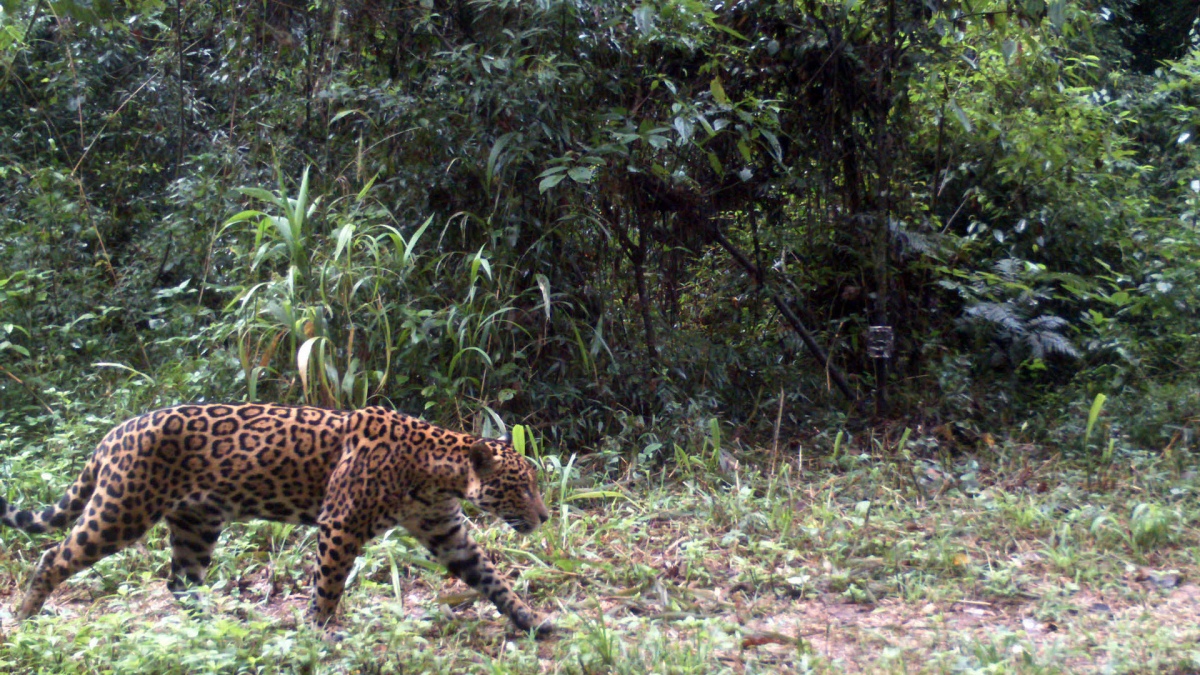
[0,0,1197,453]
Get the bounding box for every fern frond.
[1026,314,1069,332]
[1025,330,1081,360]
[963,302,1026,334]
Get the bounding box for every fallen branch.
[707,226,857,403]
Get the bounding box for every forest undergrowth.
[1,419,1197,674]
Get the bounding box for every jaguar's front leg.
[308,518,365,631]
[413,514,551,636]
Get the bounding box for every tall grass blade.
[1085,393,1108,448]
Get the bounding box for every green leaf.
[94,362,155,384]
[292,166,311,239]
[710,77,730,106]
[247,366,265,402]
[1001,39,1016,64]
[948,99,973,133]
[567,166,595,183]
[512,425,526,456]
[706,151,724,175]
[270,215,294,248]
[632,5,656,35]
[539,173,566,193]
[673,117,693,145]
[341,357,359,399]
[219,210,266,237]
[1084,393,1107,448]
[236,187,280,205]
[448,346,493,378]
[704,16,748,41]
[296,336,326,399]
[0,341,29,357]
[761,130,783,163]
[401,215,434,266]
[565,490,634,504]
[355,172,379,202]
[737,139,753,162]
[329,109,369,125]
[486,132,515,186]
[333,224,355,261]
[552,557,584,573]
[1047,0,1065,29]
[535,273,552,320]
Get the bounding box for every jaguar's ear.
[469,441,497,480]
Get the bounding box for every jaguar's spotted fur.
[0,404,551,634]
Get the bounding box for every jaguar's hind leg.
[164,508,225,611]
[17,496,154,620]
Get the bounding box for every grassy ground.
[1,429,1198,674]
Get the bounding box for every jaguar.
[0,404,552,635]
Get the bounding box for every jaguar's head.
[467,440,550,534]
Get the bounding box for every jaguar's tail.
[1,460,97,534]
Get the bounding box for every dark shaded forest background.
[1,0,1198,460]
